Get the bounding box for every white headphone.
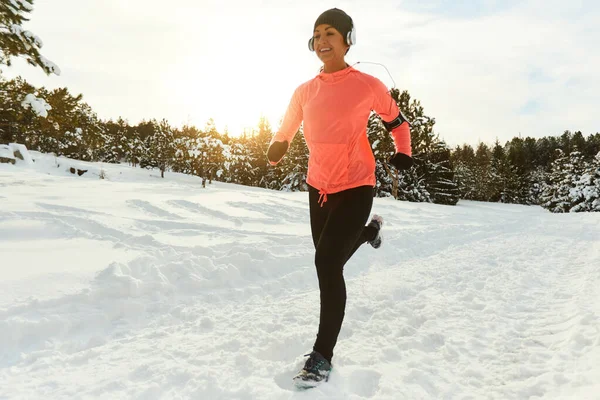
[308,26,356,52]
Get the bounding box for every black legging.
[308,184,377,363]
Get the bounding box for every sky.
[3,0,600,147]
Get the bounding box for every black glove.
[388,153,414,170]
[267,140,289,164]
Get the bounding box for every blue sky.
[3,0,599,147]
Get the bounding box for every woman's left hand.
[388,153,414,170]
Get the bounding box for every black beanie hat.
[313,8,353,44]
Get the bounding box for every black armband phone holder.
[382,110,411,131]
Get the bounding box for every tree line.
[2,74,600,212]
[0,74,463,200]
[451,132,600,211]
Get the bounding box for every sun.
[161,18,312,138]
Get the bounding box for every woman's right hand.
[267,140,289,165]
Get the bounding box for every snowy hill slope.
[1,152,599,399]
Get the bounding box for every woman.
[267,8,413,387]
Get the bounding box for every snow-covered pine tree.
[488,140,521,203]
[391,89,459,205]
[367,104,430,201]
[99,123,117,163]
[278,127,308,192]
[31,87,97,159]
[170,125,198,175]
[224,139,254,186]
[145,119,176,178]
[112,117,130,163]
[58,128,84,159]
[587,134,600,161]
[127,129,144,168]
[0,0,59,75]
[525,166,547,205]
[374,159,393,198]
[136,120,156,169]
[188,120,227,185]
[590,152,600,211]
[472,142,492,201]
[425,142,460,205]
[505,137,537,205]
[540,149,569,212]
[453,160,476,199]
[248,117,275,188]
[198,133,226,187]
[171,136,193,175]
[368,111,393,197]
[570,151,600,212]
[451,145,478,200]
[0,2,58,133]
[540,150,590,212]
[0,75,38,144]
[66,101,102,161]
[395,165,431,202]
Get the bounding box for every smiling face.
[312,24,349,64]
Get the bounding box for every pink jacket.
[269,66,411,204]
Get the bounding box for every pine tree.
[368,103,430,201]
[127,129,144,168]
[33,87,92,157]
[570,151,599,212]
[0,75,38,145]
[391,89,459,205]
[587,134,600,160]
[534,136,560,169]
[372,88,457,204]
[425,142,460,205]
[0,0,59,75]
[472,142,492,201]
[171,125,199,175]
[368,112,394,197]
[224,138,254,186]
[540,150,590,212]
[137,120,157,169]
[107,117,130,163]
[198,132,226,187]
[247,116,274,188]
[571,131,587,156]
[278,127,308,192]
[144,119,175,178]
[524,166,547,205]
[395,165,431,202]
[590,152,600,211]
[453,160,476,199]
[451,145,477,200]
[99,120,120,163]
[488,140,521,203]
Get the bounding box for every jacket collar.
[316,65,355,83]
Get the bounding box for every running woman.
[266,8,414,387]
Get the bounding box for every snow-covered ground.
[1,151,599,399]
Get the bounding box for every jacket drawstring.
[318,189,328,207]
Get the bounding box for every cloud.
[398,0,522,19]
[365,0,600,145]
